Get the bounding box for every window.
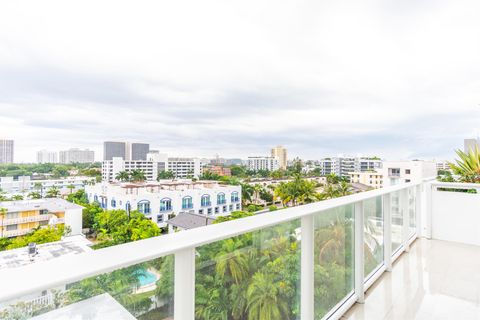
[160,198,172,212]
[236,204,241,210]
[405,169,411,174]
[405,179,411,183]
[157,215,164,223]
[7,212,18,219]
[39,221,48,226]
[231,191,239,203]
[217,193,226,205]
[199,209,204,215]
[137,200,151,214]
[111,199,116,208]
[215,207,219,214]
[201,195,211,207]
[229,204,233,211]
[207,208,212,215]
[182,196,193,210]
[93,195,99,203]
[6,225,17,231]
[223,206,227,212]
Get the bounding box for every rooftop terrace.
[0,180,479,319]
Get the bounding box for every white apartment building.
[103,155,202,182]
[0,176,94,196]
[36,150,58,164]
[0,139,14,164]
[436,161,451,172]
[381,160,437,186]
[59,148,95,164]
[0,198,83,238]
[85,181,241,230]
[271,146,288,170]
[349,172,384,189]
[246,156,280,171]
[318,157,382,178]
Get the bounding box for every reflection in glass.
[364,196,384,278]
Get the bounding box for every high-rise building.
[59,148,95,164]
[131,143,150,160]
[36,150,58,164]
[464,138,480,153]
[246,156,280,171]
[271,145,288,170]
[103,141,150,160]
[103,141,127,160]
[317,157,382,178]
[0,139,14,164]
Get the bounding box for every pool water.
[137,270,157,287]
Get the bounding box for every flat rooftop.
[0,235,93,270]
[0,198,84,212]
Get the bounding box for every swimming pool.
[137,269,157,287]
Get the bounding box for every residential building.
[103,141,150,161]
[436,160,451,172]
[85,181,241,231]
[0,198,83,238]
[464,138,480,153]
[102,157,159,182]
[36,150,58,164]
[0,139,14,164]
[166,157,202,179]
[381,160,437,186]
[0,176,95,196]
[271,145,288,170]
[246,156,280,171]
[349,171,383,189]
[59,148,95,164]
[318,157,382,178]
[205,166,232,176]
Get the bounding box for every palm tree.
[321,183,339,200]
[130,169,146,182]
[246,272,290,320]
[46,186,60,198]
[67,184,75,194]
[115,171,131,182]
[240,183,254,206]
[337,181,352,197]
[252,184,264,204]
[449,147,480,182]
[0,207,7,238]
[33,182,44,197]
[11,195,24,201]
[215,239,249,284]
[28,192,42,199]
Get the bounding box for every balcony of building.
[0,180,479,319]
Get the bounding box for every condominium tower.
[0,139,14,164]
[36,150,58,164]
[59,148,95,164]
[271,145,288,170]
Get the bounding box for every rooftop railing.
[0,179,465,320]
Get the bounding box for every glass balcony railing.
[0,180,449,320]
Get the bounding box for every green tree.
[6,225,65,250]
[46,186,60,198]
[11,195,24,201]
[246,272,290,320]
[28,191,42,199]
[115,171,131,182]
[157,170,175,180]
[449,147,480,182]
[130,169,147,182]
[0,207,6,238]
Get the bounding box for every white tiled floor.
[343,238,480,320]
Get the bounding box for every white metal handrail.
[0,181,423,313]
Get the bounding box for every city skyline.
[1,1,480,162]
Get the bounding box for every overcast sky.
[0,0,479,163]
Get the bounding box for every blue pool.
[137,270,157,287]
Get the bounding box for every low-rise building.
[0,199,83,238]
[381,160,437,186]
[349,172,383,189]
[85,181,242,230]
[0,176,95,196]
[205,166,232,176]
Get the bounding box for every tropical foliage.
[448,147,480,183]
[0,225,66,251]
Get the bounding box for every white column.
[383,194,392,272]
[301,215,314,320]
[415,184,422,237]
[354,201,365,303]
[424,182,433,239]
[401,188,410,252]
[174,248,195,320]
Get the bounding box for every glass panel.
[314,204,354,319]
[0,256,174,319]
[390,191,403,254]
[364,196,384,278]
[195,220,301,320]
[408,188,416,237]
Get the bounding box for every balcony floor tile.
[344,239,480,320]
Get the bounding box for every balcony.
[0,214,51,226]
[0,181,478,319]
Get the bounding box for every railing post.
[354,201,365,303]
[301,215,314,320]
[415,184,422,237]
[424,182,433,239]
[401,188,410,252]
[383,193,392,272]
[174,247,195,320]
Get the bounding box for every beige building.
[349,171,383,189]
[271,145,288,170]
